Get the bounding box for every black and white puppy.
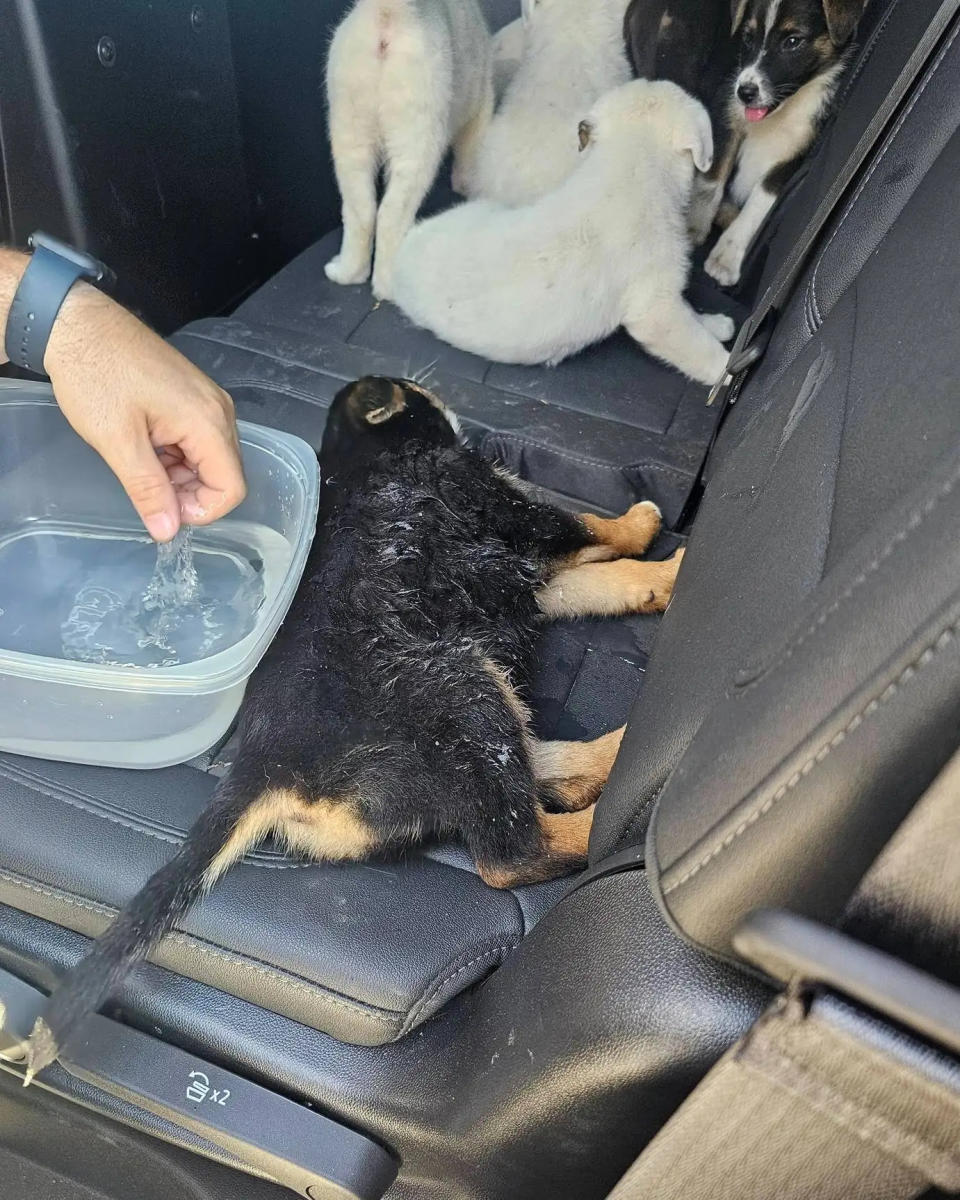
[704,0,868,286]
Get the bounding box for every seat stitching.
[839,0,904,102]
[487,431,629,473]
[662,619,959,895]
[399,941,517,1037]
[630,461,695,482]
[808,22,960,325]
[736,458,960,693]
[0,761,314,870]
[615,778,667,851]
[0,865,403,1023]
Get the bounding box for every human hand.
[44,284,246,542]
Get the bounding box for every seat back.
[593,1,960,958]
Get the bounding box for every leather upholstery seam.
[221,377,334,407]
[0,865,404,1024]
[807,21,960,325]
[399,940,518,1038]
[838,0,904,102]
[175,327,345,377]
[663,619,959,895]
[736,458,960,692]
[615,778,667,853]
[629,460,695,482]
[0,761,316,871]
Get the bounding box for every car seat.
[0,1,958,1196]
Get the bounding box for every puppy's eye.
[782,33,806,50]
[578,120,592,151]
[742,28,755,49]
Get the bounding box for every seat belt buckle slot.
[734,908,960,1057]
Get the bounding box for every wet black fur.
[27,377,609,1074]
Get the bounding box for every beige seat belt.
[606,745,960,1200]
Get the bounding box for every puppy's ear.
[822,0,865,45]
[345,377,407,427]
[677,101,714,174]
[730,0,749,33]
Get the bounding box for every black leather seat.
[1,0,959,1195]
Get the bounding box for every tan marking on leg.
[476,805,596,888]
[538,805,594,859]
[204,788,377,885]
[537,549,684,620]
[531,726,625,811]
[278,794,380,861]
[203,791,291,886]
[578,501,662,559]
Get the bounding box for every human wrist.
[43,281,128,381]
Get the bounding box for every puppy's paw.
[324,255,371,286]
[638,556,682,612]
[705,233,746,288]
[698,312,737,343]
[621,500,662,554]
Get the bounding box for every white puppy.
[470,0,632,207]
[325,0,493,300]
[392,80,736,384]
[492,16,525,102]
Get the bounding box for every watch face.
[29,232,105,282]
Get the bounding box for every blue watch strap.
[5,245,95,376]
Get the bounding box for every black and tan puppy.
[22,376,682,1079]
[704,0,868,286]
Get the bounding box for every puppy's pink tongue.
[745,105,770,122]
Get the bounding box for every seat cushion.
[0,593,671,1046]
[0,752,570,1046]
[173,231,745,527]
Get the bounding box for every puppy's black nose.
[737,80,760,105]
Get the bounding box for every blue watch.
[5,232,111,376]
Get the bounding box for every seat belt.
[605,746,960,1200]
[675,0,960,528]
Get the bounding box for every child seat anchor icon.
[186,1070,231,1106]
[186,1070,210,1103]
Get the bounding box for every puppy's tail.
[22,774,272,1083]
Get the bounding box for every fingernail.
[180,500,208,522]
[145,511,178,542]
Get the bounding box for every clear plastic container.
[0,382,319,768]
